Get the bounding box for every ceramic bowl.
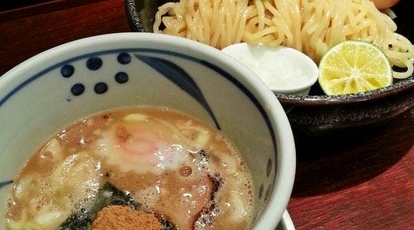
[221,43,319,96]
[0,33,295,229]
[125,0,414,136]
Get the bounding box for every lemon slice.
[318,40,393,95]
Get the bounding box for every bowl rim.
[124,0,147,32]
[276,75,414,105]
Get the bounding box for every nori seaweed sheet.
[57,182,177,230]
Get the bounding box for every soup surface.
[4,106,253,230]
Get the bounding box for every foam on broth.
[4,106,253,230]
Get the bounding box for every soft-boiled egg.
[93,113,203,175]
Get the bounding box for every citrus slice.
[318,40,393,95]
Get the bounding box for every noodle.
[153,0,414,79]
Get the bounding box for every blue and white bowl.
[0,33,295,229]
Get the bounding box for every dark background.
[0,0,53,11]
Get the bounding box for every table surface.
[1,0,413,229]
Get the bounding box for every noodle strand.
[154,0,414,79]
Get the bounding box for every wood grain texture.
[0,0,130,76]
[289,109,414,229]
[0,0,413,229]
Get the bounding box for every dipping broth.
[4,106,253,230]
